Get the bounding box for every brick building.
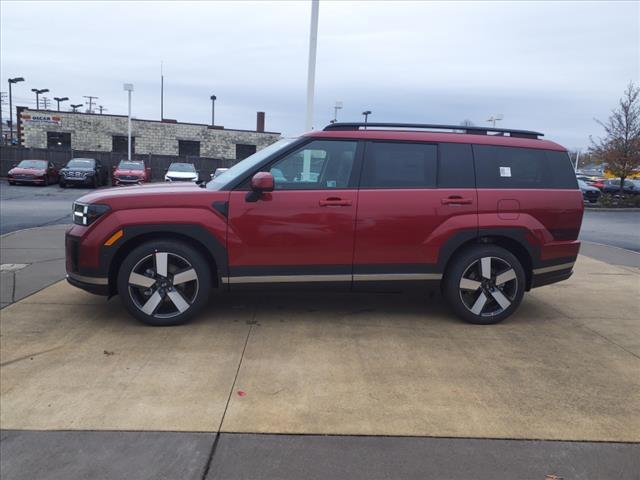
[17,109,280,160]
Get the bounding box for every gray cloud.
[1,0,638,149]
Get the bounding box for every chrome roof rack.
[323,122,544,139]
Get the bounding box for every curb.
[584,207,640,212]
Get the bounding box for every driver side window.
[269,140,357,190]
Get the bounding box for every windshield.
[67,158,95,168]
[118,161,144,170]
[168,163,196,172]
[207,138,296,190]
[17,160,47,169]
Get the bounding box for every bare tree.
[590,82,640,191]
[459,119,475,127]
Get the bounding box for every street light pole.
[210,95,216,126]
[362,110,372,127]
[31,88,49,110]
[332,101,343,123]
[124,83,134,161]
[8,77,25,143]
[70,104,83,112]
[54,97,69,112]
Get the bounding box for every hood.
[165,170,197,178]
[9,167,46,174]
[62,167,94,172]
[76,182,214,211]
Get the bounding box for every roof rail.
[323,122,544,139]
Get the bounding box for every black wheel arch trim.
[92,224,227,293]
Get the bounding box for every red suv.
[65,123,583,326]
[112,159,151,186]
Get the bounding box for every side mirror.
[251,171,274,192]
[12,163,17,167]
[247,172,274,202]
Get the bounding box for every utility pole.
[302,0,319,181]
[98,105,107,114]
[83,95,98,113]
[40,97,51,110]
[486,114,503,128]
[305,0,319,131]
[70,104,83,112]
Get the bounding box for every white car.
[164,162,199,182]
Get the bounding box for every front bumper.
[66,272,110,295]
[9,176,46,184]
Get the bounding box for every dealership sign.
[22,114,62,125]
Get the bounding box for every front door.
[226,139,360,287]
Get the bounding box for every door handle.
[319,197,352,207]
[441,196,473,205]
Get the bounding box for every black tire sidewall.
[443,245,525,325]
[117,240,212,326]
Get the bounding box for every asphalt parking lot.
[0,183,100,235]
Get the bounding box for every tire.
[44,176,50,186]
[117,240,211,326]
[8,181,15,185]
[443,244,525,325]
[59,180,66,188]
[92,175,99,189]
[589,198,597,204]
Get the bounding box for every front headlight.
[73,202,110,226]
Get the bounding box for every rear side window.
[361,142,437,188]
[438,143,475,188]
[473,145,577,189]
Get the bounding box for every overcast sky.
[1,0,638,149]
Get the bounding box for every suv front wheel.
[117,240,211,326]
[443,245,525,325]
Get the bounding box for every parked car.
[587,178,606,190]
[164,162,198,182]
[65,122,583,327]
[59,158,108,188]
[212,167,229,179]
[7,159,59,185]
[578,180,600,203]
[601,179,640,195]
[112,159,151,186]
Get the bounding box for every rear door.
[352,141,477,287]
[226,139,360,287]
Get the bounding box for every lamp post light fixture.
[53,97,69,112]
[332,101,343,123]
[8,77,25,142]
[210,95,216,126]
[70,104,83,112]
[31,88,49,110]
[123,83,134,161]
[362,110,372,127]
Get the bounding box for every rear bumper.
[531,267,573,288]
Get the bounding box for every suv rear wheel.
[117,240,211,326]
[443,245,525,324]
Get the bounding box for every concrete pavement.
[1,224,639,479]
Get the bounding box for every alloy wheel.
[128,251,199,319]
[458,256,518,317]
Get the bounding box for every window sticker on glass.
[500,166,512,177]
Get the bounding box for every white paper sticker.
[499,166,512,177]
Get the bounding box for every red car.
[65,122,583,326]
[7,159,59,185]
[112,159,151,186]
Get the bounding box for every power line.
[40,97,51,109]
